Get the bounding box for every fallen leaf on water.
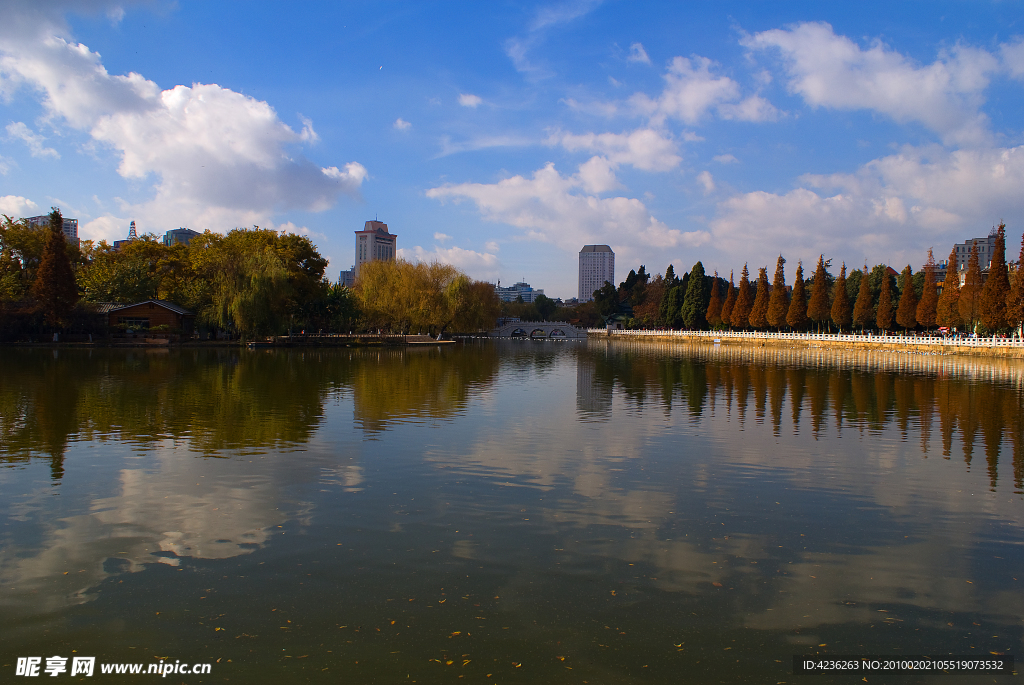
[712,582,723,587]
[513,662,522,668]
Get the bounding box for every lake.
[1,341,1022,683]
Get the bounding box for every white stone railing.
[585,328,1024,348]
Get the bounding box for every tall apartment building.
[354,220,397,278]
[578,245,614,302]
[163,227,201,246]
[26,214,78,244]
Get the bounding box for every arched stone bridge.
[489,321,588,339]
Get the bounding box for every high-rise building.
[26,214,78,244]
[354,220,397,278]
[578,245,614,302]
[163,227,201,246]
[951,229,998,284]
[495,281,544,303]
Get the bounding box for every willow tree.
[731,264,753,329]
[705,271,723,327]
[895,265,918,332]
[767,255,788,329]
[936,246,961,329]
[916,249,938,329]
[807,255,831,332]
[786,261,808,330]
[876,272,894,333]
[958,244,983,333]
[852,264,874,330]
[748,267,770,329]
[980,223,1009,331]
[830,263,851,332]
[31,208,79,328]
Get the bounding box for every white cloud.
[393,117,411,130]
[550,127,681,171]
[426,161,710,267]
[744,22,999,145]
[576,155,621,193]
[697,170,715,195]
[458,93,483,108]
[433,232,451,242]
[0,194,38,216]
[631,55,778,125]
[713,154,738,164]
[1001,37,1024,79]
[437,134,536,157]
[627,42,651,64]
[5,121,59,158]
[0,155,11,174]
[400,244,501,281]
[484,240,500,252]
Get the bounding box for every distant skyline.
[2,1,1023,298]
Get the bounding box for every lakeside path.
[588,329,1024,360]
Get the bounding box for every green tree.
[593,280,618,318]
[876,271,894,332]
[895,265,918,332]
[766,255,788,329]
[31,208,79,328]
[916,249,938,329]
[830,263,852,332]
[958,243,983,333]
[534,293,557,320]
[681,261,707,328]
[980,223,1010,332]
[1008,233,1024,337]
[748,267,770,329]
[730,264,753,329]
[852,263,874,330]
[786,261,808,330]
[936,247,961,329]
[807,255,831,332]
[720,270,736,326]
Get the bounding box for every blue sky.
[2,1,1023,299]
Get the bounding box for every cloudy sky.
[1,1,1023,298]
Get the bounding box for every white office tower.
[578,245,614,302]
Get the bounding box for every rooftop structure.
[578,245,614,302]
[113,220,138,250]
[354,220,397,278]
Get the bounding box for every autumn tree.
[807,255,831,332]
[681,261,708,328]
[705,271,723,327]
[958,243,983,333]
[894,265,918,332]
[916,249,938,329]
[980,223,1009,332]
[748,267,770,329]
[936,246,961,329]
[876,271,894,332]
[730,264,753,329]
[720,270,736,326]
[786,261,808,330]
[1008,233,1024,337]
[830,263,852,332]
[852,263,874,330]
[766,255,788,329]
[31,208,79,328]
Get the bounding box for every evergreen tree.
[1008,233,1024,337]
[720,270,736,326]
[852,263,874,330]
[895,265,918,332]
[681,261,708,328]
[31,207,79,328]
[658,264,679,324]
[748,267,770,329]
[705,270,723,326]
[807,255,831,331]
[766,255,789,329]
[785,261,808,330]
[730,264,753,329]
[830,263,852,332]
[936,247,962,329]
[916,249,938,329]
[958,243,983,333]
[876,270,894,332]
[980,223,1010,331]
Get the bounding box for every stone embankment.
[587,329,1024,359]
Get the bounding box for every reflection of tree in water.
[351,345,499,433]
[579,342,1024,491]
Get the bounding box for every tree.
[895,265,918,332]
[786,261,808,330]
[705,271,723,327]
[593,280,618,317]
[766,255,788,329]
[807,255,831,331]
[1008,233,1024,337]
[936,247,961,329]
[916,249,938,329]
[720,271,736,326]
[876,270,894,332]
[681,261,707,328]
[958,243,983,333]
[31,208,79,328]
[730,264,753,329]
[534,293,557,320]
[748,267,770,329]
[830,263,852,332]
[852,263,874,330]
[980,223,1010,332]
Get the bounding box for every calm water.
[1,342,1022,684]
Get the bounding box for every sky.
[1,1,1023,299]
